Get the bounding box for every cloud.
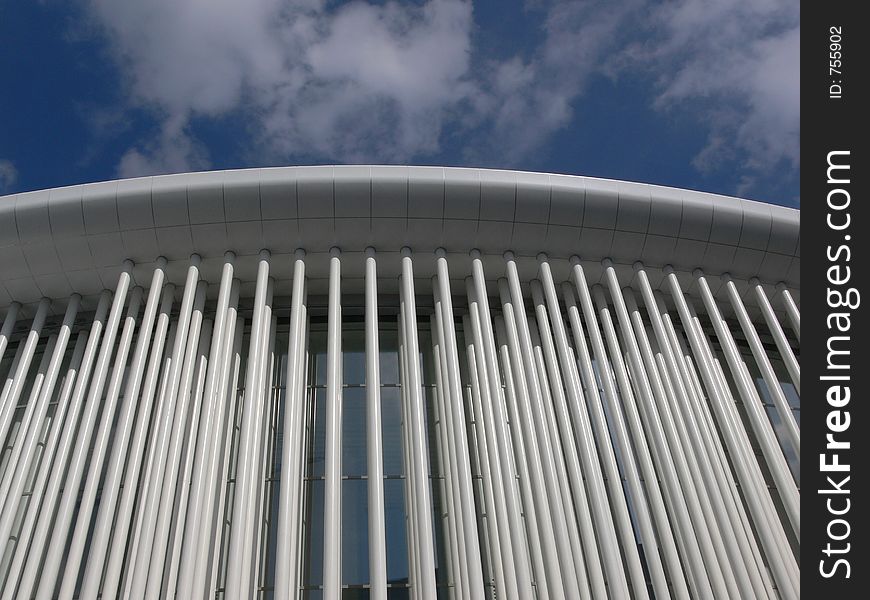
[615,0,799,189]
[0,160,17,193]
[81,0,798,196]
[85,0,475,175]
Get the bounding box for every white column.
[633,265,773,599]
[57,280,147,600]
[10,291,111,600]
[177,252,235,599]
[695,272,800,536]
[127,254,201,598]
[468,252,532,598]
[37,263,138,598]
[192,278,241,598]
[323,247,343,600]
[492,316,548,599]
[601,260,738,598]
[433,250,485,600]
[399,248,437,600]
[722,275,800,454]
[524,303,590,600]
[664,269,799,600]
[365,249,388,600]
[0,302,20,364]
[0,328,86,600]
[275,249,308,600]
[566,258,661,600]
[145,280,209,598]
[100,283,175,600]
[501,255,580,600]
[0,294,79,533]
[777,285,800,342]
[752,279,800,393]
[0,297,50,453]
[226,250,272,598]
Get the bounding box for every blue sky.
[0,0,799,206]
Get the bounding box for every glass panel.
[303,480,325,587]
[343,387,367,476]
[309,389,326,478]
[384,479,409,585]
[343,590,370,600]
[342,479,370,585]
[343,329,366,385]
[378,327,400,385]
[387,587,410,600]
[380,387,404,476]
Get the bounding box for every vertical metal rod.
[56,281,146,600]
[778,285,800,342]
[0,334,57,516]
[77,258,165,598]
[226,250,271,598]
[623,284,763,598]
[0,294,79,531]
[723,276,800,454]
[11,291,111,600]
[656,302,776,599]
[37,263,136,598]
[465,280,522,600]
[433,250,485,600]
[592,281,701,600]
[322,247,343,600]
[398,307,420,596]
[534,260,621,600]
[237,281,275,595]
[275,249,308,600]
[101,284,175,600]
[602,261,738,599]
[127,254,201,598]
[468,252,532,598]
[696,273,800,534]
[492,316,548,599]
[177,252,235,599]
[0,303,20,364]
[633,266,772,599]
[664,269,799,600]
[685,299,801,585]
[0,329,86,598]
[399,248,437,600]
[566,259,662,600]
[165,316,213,596]
[752,280,800,393]
[207,313,245,597]
[193,279,241,598]
[430,312,464,600]
[285,269,309,600]
[501,256,578,600]
[145,279,208,598]
[0,297,50,451]
[364,249,388,600]
[524,316,589,600]
[460,318,504,599]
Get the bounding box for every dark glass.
[302,480,325,586]
[308,389,326,477]
[380,387,404,476]
[343,387,368,476]
[342,480,370,585]
[383,479,409,584]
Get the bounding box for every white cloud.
[82,0,799,195]
[85,0,475,175]
[618,0,800,187]
[0,160,17,193]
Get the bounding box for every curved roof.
[0,166,799,307]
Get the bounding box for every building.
[0,166,800,599]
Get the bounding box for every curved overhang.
[0,166,799,311]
